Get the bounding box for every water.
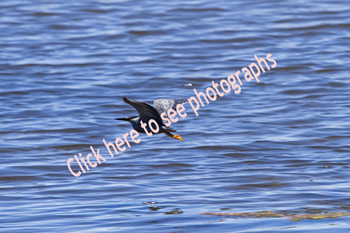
[1,0,350,232]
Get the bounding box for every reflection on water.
[1,0,350,232]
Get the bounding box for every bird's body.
[121,115,176,134]
[116,97,187,141]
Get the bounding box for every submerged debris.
[201,211,350,221]
[143,201,157,205]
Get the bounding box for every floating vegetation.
[201,210,350,221]
[201,211,284,218]
[289,212,350,221]
[166,208,183,214]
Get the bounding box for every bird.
[116,97,187,141]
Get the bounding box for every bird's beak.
[164,132,184,141]
[172,134,184,141]
[115,117,129,121]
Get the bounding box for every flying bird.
[116,97,187,141]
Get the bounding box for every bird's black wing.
[153,98,188,115]
[122,97,163,126]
